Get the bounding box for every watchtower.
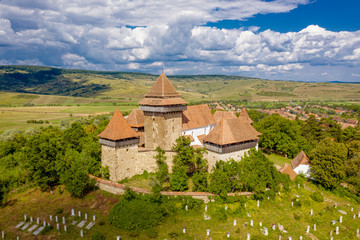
[139,73,187,150]
[98,109,140,181]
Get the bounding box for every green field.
[0,65,359,133]
[1,65,360,104]
[0,180,359,239]
[0,105,136,133]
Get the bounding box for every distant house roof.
[127,109,144,128]
[203,118,261,146]
[279,163,297,181]
[332,116,343,123]
[345,118,358,124]
[238,108,253,124]
[213,111,236,123]
[291,150,310,169]
[182,104,216,130]
[98,109,139,141]
[139,72,187,106]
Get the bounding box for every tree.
[24,127,64,190]
[170,136,208,191]
[170,166,188,191]
[209,167,232,198]
[345,153,360,195]
[59,151,95,198]
[192,171,208,192]
[154,147,169,186]
[310,138,347,189]
[255,114,311,158]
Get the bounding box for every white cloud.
[1,0,360,81]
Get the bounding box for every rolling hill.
[1,65,360,104]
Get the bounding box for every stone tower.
[98,109,140,181]
[139,73,187,150]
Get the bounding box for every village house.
[98,73,261,181]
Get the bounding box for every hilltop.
[1,65,360,104]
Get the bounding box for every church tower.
[139,73,187,150]
[98,109,140,181]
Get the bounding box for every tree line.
[0,115,111,202]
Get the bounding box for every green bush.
[55,208,63,214]
[170,166,188,191]
[310,191,324,202]
[180,196,202,210]
[146,229,159,239]
[92,231,105,240]
[129,230,140,237]
[168,231,179,238]
[294,212,301,220]
[108,193,167,231]
[213,207,228,222]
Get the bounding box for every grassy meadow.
[1,180,359,239]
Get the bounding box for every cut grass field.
[1,181,359,239]
[0,105,136,133]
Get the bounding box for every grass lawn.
[1,181,359,239]
[266,153,292,169]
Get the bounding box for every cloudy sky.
[1,0,360,82]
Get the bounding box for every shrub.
[129,230,140,237]
[192,171,208,192]
[170,166,188,191]
[213,207,227,222]
[294,212,301,220]
[55,208,63,214]
[92,231,105,240]
[310,191,324,202]
[146,229,159,239]
[98,220,105,226]
[168,231,179,238]
[108,194,167,231]
[180,196,202,210]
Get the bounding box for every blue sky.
[1,0,360,82]
[208,0,360,32]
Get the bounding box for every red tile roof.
[145,73,181,98]
[279,163,297,181]
[126,109,144,128]
[139,73,187,106]
[203,118,261,146]
[98,109,139,141]
[238,108,253,124]
[291,150,310,169]
[213,111,236,122]
[182,104,216,130]
[197,134,207,144]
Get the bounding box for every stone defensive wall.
[89,175,255,201]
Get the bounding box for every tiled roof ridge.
[98,109,139,141]
[291,150,310,169]
[145,72,180,98]
[238,107,253,124]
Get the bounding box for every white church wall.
[182,124,215,146]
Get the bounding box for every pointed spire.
[238,108,253,124]
[145,72,180,98]
[98,109,139,141]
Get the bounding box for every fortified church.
[98,73,261,181]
